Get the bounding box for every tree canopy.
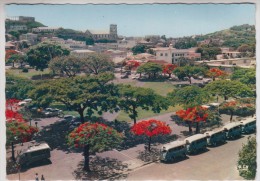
[118,84,169,124]
[173,66,206,84]
[131,45,147,55]
[82,53,115,75]
[136,62,163,79]
[238,136,256,180]
[26,42,70,71]
[68,122,123,171]
[230,68,256,86]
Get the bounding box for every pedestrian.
[35,173,39,181]
[41,174,45,181]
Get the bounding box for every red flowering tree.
[6,120,38,145]
[207,68,226,81]
[131,119,172,152]
[6,99,24,122]
[176,106,208,134]
[67,122,123,171]
[162,64,178,78]
[221,101,237,122]
[126,60,140,72]
[5,50,18,60]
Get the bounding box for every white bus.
[160,141,187,162]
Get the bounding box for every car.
[63,115,75,121]
[120,74,129,79]
[44,108,63,117]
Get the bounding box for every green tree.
[68,122,123,171]
[8,54,28,68]
[196,46,222,60]
[204,80,253,100]
[82,53,115,75]
[136,62,162,79]
[6,74,34,100]
[26,42,70,71]
[173,66,206,84]
[131,45,147,55]
[49,55,82,77]
[118,84,169,124]
[168,85,210,109]
[174,37,197,49]
[85,37,94,45]
[231,68,256,86]
[237,136,256,180]
[29,73,117,123]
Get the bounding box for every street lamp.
[11,136,18,161]
[35,121,38,128]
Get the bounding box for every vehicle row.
[160,117,256,162]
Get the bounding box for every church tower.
[109,24,117,39]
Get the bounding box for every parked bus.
[204,129,226,146]
[240,117,256,134]
[223,122,242,139]
[17,142,51,167]
[184,134,207,154]
[160,141,187,162]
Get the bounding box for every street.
[127,134,253,180]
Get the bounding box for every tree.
[162,64,177,78]
[29,73,117,123]
[8,54,28,68]
[220,101,237,122]
[136,62,162,79]
[168,85,210,109]
[6,99,24,122]
[131,45,147,55]
[231,68,256,86]
[85,37,94,45]
[67,122,123,171]
[173,66,206,84]
[125,60,141,72]
[204,80,253,100]
[238,136,256,180]
[174,37,197,49]
[131,119,171,151]
[118,85,169,124]
[49,55,82,77]
[5,50,18,65]
[196,46,222,60]
[207,68,226,81]
[82,53,115,75]
[6,74,34,100]
[26,42,70,71]
[176,106,208,134]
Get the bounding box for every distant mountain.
[195,24,255,49]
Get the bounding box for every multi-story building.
[9,25,27,31]
[85,24,118,41]
[20,33,38,45]
[42,37,87,50]
[6,16,35,22]
[88,43,118,52]
[32,27,60,33]
[70,49,96,58]
[152,44,201,64]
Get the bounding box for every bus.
[184,134,207,154]
[160,141,187,162]
[240,117,256,134]
[223,122,242,139]
[204,129,226,146]
[17,142,51,167]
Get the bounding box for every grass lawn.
[6,68,50,79]
[116,105,182,123]
[141,81,175,96]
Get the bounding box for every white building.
[42,37,87,50]
[70,49,95,58]
[152,44,201,64]
[32,27,60,33]
[20,33,38,45]
[9,25,27,31]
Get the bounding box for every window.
[165,53,168,56]
[160,53,163,56]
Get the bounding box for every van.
[223,122,242,139]
[240,117,256,134]
[17,143,51,167]
[204,129,226,146]
[160,141,187,162]
[184,134,207,154]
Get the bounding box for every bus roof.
[184,134,206,142]
[25,143,50,153]
[161,141,186,150]
[204,128,224,136]
[223,122,241,130]
[240,117,256,125]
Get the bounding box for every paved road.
[126,134,254,180]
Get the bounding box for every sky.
[5,4,255,38]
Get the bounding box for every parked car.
[63,115,75,121]
[121,74,129,79]
[43,108,63,117]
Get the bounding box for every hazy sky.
[5,4,255,37]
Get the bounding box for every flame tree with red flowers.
[131,119,172,152]
[176,106,208,134]
[126,60,140,72]
[162,64,178,78]
[6,99,24,122]
[207,68,226,81]
[221,101,237,122]
[67,123,123,171]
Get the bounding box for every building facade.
[20,33,38,45]
[85,24,118,40]
[32,27,60,33]
[152,44,201,64]
[9,25,27,31]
